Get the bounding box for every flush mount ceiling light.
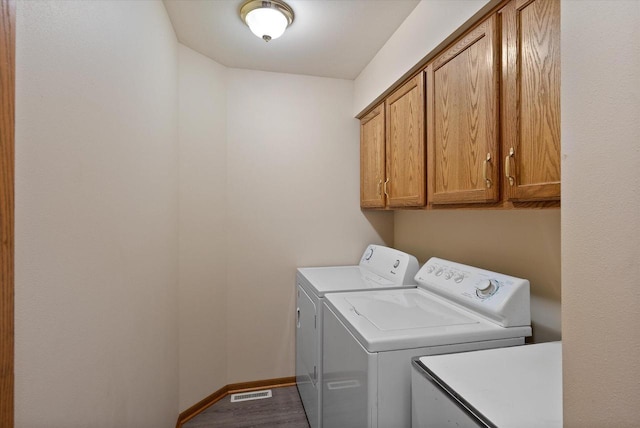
[240,0,295,42]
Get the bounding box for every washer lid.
[297,266,400,296]
[344,293,477,331]
[325,289,532,352]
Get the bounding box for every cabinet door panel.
[360,104,386,208]
[502,0,560,201]
[385,74,426,208]
[428,16,500,205]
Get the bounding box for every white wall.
[354,0,490,115]
[15,2,179,426]
[561,1,640,425]
[178,45,228,411]
[225,69,393,383]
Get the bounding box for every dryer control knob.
[476,279,498,298]
[364,247,374,260]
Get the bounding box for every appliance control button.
[393,259,400,268]
[476,279,499,298]
[364,247,374,260]
[426,265,435,273]
[435,269,444,277]
[454,274,465,283]
[444,271,454,280]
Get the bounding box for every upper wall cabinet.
[500,0,561,201]
[360,74,426,209]
[385,74,426,208]
[426,15,500,205]
[360,75,426,209]
[358,0,560,210]
[360,103,386,208]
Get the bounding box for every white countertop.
[417,342,562,427]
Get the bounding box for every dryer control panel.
[415,258,530,328]
[359,245,419,285]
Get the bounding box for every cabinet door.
[427,15,500,204]
[501,0,560,201]
[360,104,386,208]
[385,74,426,208]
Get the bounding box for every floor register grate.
[230,389,273,403]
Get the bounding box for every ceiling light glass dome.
[240,0,295,42]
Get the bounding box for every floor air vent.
[230,389,273,403]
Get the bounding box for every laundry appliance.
[322,257,532,428]
[296,245,419,428]
[411,341,562,427]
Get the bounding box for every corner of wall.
[177,43,229,411]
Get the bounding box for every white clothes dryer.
[296,245,419,428]
[322,257,532,428]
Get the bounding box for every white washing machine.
[296,245,419,428]
[322,257,532,428]
[411,342,562,427]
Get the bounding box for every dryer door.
[296,284,319,428]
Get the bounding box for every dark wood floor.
[184,386,311,428]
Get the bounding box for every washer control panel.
[359,245,419,286]
[415,257,530,327]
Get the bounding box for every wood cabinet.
[500,0,560,201]
[360,75,426,209]
[360,104,386,208]
[358,0,560,209]
[385,74,426,208]
[426,15,500,205]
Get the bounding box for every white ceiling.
[163,0,420,80]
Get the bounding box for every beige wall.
[174,57,393,407]
[395,210,561,342]
[353,0,490,115]
[225,68,393,383]
[178,45,228,410]
[561,1,640,425]
[15,1,179,426]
